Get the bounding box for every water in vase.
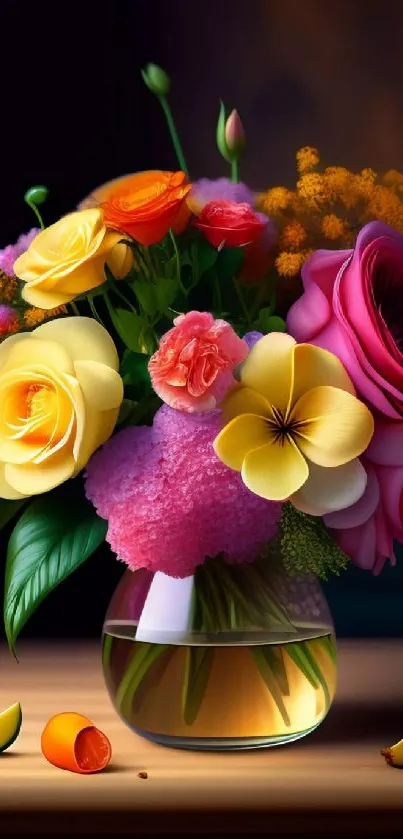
[102,621,337,750]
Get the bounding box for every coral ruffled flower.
[195,200,267,249]
[213,332,374,516]
[148,311,248,413]
[98,170,191,246]
[14,210,132,309]
[287,221,403,420]
[85,405,282,578]
[0,317,123,498]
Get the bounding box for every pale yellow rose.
[0,317,124,498]
[14,208,133,309]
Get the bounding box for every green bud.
[265,315,287,333]
[141,63,171,97]
[216,101,232,163]
[24,185,49,206]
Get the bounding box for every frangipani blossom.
[213,333,374,516]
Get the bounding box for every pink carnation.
[0,228,39,277]
[85,405,282,577]
[148,311,248,413]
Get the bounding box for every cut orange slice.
[41,712,112,774]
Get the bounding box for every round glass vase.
[101,554,337,751]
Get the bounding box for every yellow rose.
[14,208,133,309]
[0,317,123,498]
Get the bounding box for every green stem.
[108,277,138,313]
[70,301,80,316]
[231,158,239,184]
[169,229,187,296]
[211,273,222,314]
[87,295,103,324]
[158,95,189,175]
[232,277,250,325]
[27,201,45,230]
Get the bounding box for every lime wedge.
[0,702,22,752]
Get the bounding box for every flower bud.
[24,185,49,206]
[225,110,245,156]
[141,63,171,97]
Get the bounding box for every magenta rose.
[287,221,403,419]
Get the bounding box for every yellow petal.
[74,360,123,411]
[74,407,119,472]
[105,237,134,279]
[5,451,76,496]
[0,463,27,499]
[291,458,367,516]
[220,385,274,424]
[21,285,74,309]
[33,317,119,371]
[289,343,356,411]
[213,414,272,472]
[292,386,374,467]
[0,335,74,377]
[241,436,309,501]
[239,332,296,411]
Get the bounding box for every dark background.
[1,0,403,639]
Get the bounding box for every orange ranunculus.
[83,171,192,246]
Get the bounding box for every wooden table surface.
[0,640,403,836]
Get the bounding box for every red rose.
[194,200,265,249]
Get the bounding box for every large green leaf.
[106,306,144,352]
[4,483,107,653]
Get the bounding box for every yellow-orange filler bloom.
[213,333,374,516]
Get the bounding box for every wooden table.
[0,640,403,836]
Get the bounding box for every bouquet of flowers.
[1,63,402,744]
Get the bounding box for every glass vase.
[101,554,337,751]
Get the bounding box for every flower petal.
[240,332,296,410]
[213,414,272,472]
[293,385,374,467]
[0,335,73,376]
[290,343,355,410]
[74,360,123,411]
[0,463,26,499]
[324,462,380,529]
[5,451,76,496]
[291,458,368,516]
[241,436,309,501]
[34,317,119,371]
[366,419,403,466]
[220,385,273,423]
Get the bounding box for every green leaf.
[107,307,144,352]
[286,641,330,710]
[195,240,218,276]
[4,482,107,653]
[155,276,179,311]
[216,247,244,281]
[133,278,157,317]
[181,647,213,725]
[0,499,27,531]
[265,315,287,333]
[121,350,151,387]
[257,305,275,331]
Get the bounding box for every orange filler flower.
[98,170,192,246]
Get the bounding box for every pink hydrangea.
[85,405,282,577]
[0,228,39,277]
[148,311,248,413]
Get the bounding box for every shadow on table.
[298,701,403,746]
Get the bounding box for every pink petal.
[366,419,403,465]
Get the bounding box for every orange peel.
[41,712,111,774]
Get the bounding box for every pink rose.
[287,221,403,419]
[148,311,248,413]
[324,445,403,574]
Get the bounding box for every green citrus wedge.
[0,702,22,752]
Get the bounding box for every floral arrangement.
[0,63,402,700]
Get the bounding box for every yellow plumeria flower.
[213,333,374,516]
